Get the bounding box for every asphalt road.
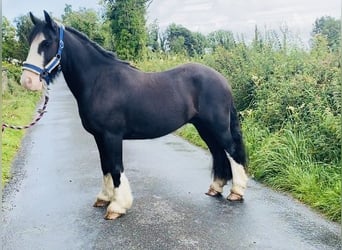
[2,81,341,250]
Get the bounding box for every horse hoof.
[227,192,243,201]
[93,199,110,207]
[205,187,221,197]
[104,211,122,220]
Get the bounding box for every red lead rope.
[2,91,49,132]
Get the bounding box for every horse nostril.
[27,77,32,86]
[22,76,32,87]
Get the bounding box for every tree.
[191,32,207,55]
[103,0,150,61]
[2,16,18,60]
[166,23,191,55]
[165,23,206,56]
[147,19,160,52]
[207,30,235,51]
[14,14,34,61]
[169,36,186,55]
[62,6,106,47]
[159,30,168,52]
[2,14,34,61]
[311,16,341,51]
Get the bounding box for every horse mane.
[65,26,138,69]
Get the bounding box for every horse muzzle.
[20,70,43,91]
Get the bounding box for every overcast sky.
[3,0,341,42]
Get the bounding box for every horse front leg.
[93,132,133,220]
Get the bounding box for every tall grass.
[243,120,341,221]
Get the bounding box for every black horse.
[21,11,248,220]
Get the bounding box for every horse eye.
[41,40,51,48]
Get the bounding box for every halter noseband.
[22,25,65,85]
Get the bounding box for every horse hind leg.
[209,129,248,201]
[196,101,248,201]
[228,105,248,200]
[192,122,231,197]
[215,109,248,201]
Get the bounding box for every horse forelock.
[27,22,56,61]
[28,22,48,45]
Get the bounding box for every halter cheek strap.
[22,25,65,85]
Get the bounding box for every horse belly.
[125,106,194,140]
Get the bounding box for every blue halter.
[22,25,65,85]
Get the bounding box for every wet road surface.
[2,81,341,250]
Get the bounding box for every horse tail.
[229,102,247,168]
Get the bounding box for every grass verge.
[2,81,41,186]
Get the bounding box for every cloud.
[3,0,340,43]
[147,0,340,42]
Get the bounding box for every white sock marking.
[227,155,248,195]
[97,172,133,214]
[210,178,227,193]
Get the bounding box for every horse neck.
[60,30,112,100]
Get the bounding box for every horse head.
[21,11,63,91]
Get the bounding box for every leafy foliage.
[147,19,161,52]
[62,5,107,47]
[2,17,18,60]
[104,0,149,60]
[207,30,235,50]
[312,16,341,51]
[2,15,33,61]
[14,14,34,61]
[165,23,206,56]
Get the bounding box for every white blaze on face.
[20,33,46,91]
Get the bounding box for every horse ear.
[43,10,58,30]
[29,12,41,25]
